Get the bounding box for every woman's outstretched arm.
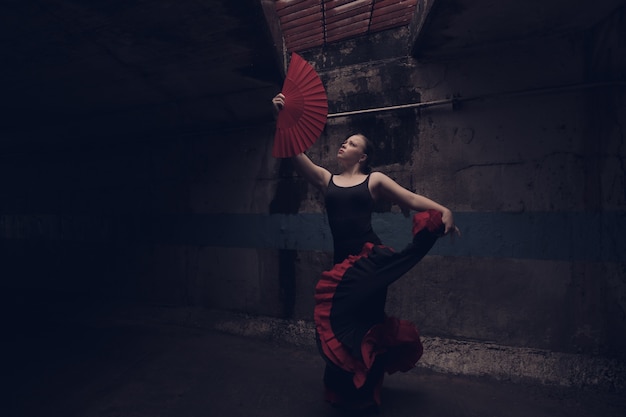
[370,172,460,236]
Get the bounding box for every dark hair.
[355,133,374,174]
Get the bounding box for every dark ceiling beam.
[407,0,438,58]
[259,0,288,76]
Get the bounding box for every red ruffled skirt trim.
[314,210,443,400]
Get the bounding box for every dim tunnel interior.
[1,1,626,415]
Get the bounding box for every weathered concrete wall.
[1,3,624,388]
[282,11,626,360]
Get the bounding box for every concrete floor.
[4,309,626,417]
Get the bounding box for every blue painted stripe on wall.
[171,211,625,262]
[1,212,625,261]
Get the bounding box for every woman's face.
[337,135,367,165]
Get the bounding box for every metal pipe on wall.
[326,81,626,119]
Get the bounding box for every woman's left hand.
[442,209,461,237]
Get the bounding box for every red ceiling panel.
[276,0,324,51]
[275,0,418,52]
[371,0,417,31]
[275,0,321,15]
[325,3,372,24]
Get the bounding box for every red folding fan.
[273,52,328,158]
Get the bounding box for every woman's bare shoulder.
[369,171,392,185]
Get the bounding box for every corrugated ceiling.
[275,0,418,52]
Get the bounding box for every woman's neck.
[338,163,363,177]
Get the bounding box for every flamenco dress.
[313,174,444,409]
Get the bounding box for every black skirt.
[314,209,444,407]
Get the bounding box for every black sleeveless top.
[325,175,381,264]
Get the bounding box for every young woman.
[272,93,460,412]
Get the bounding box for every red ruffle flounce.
[314,209,442,390]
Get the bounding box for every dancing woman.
[272,93,460,411]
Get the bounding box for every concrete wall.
[1,4,624,385]
[294,10,625,359]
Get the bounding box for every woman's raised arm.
[291,153,332,190]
